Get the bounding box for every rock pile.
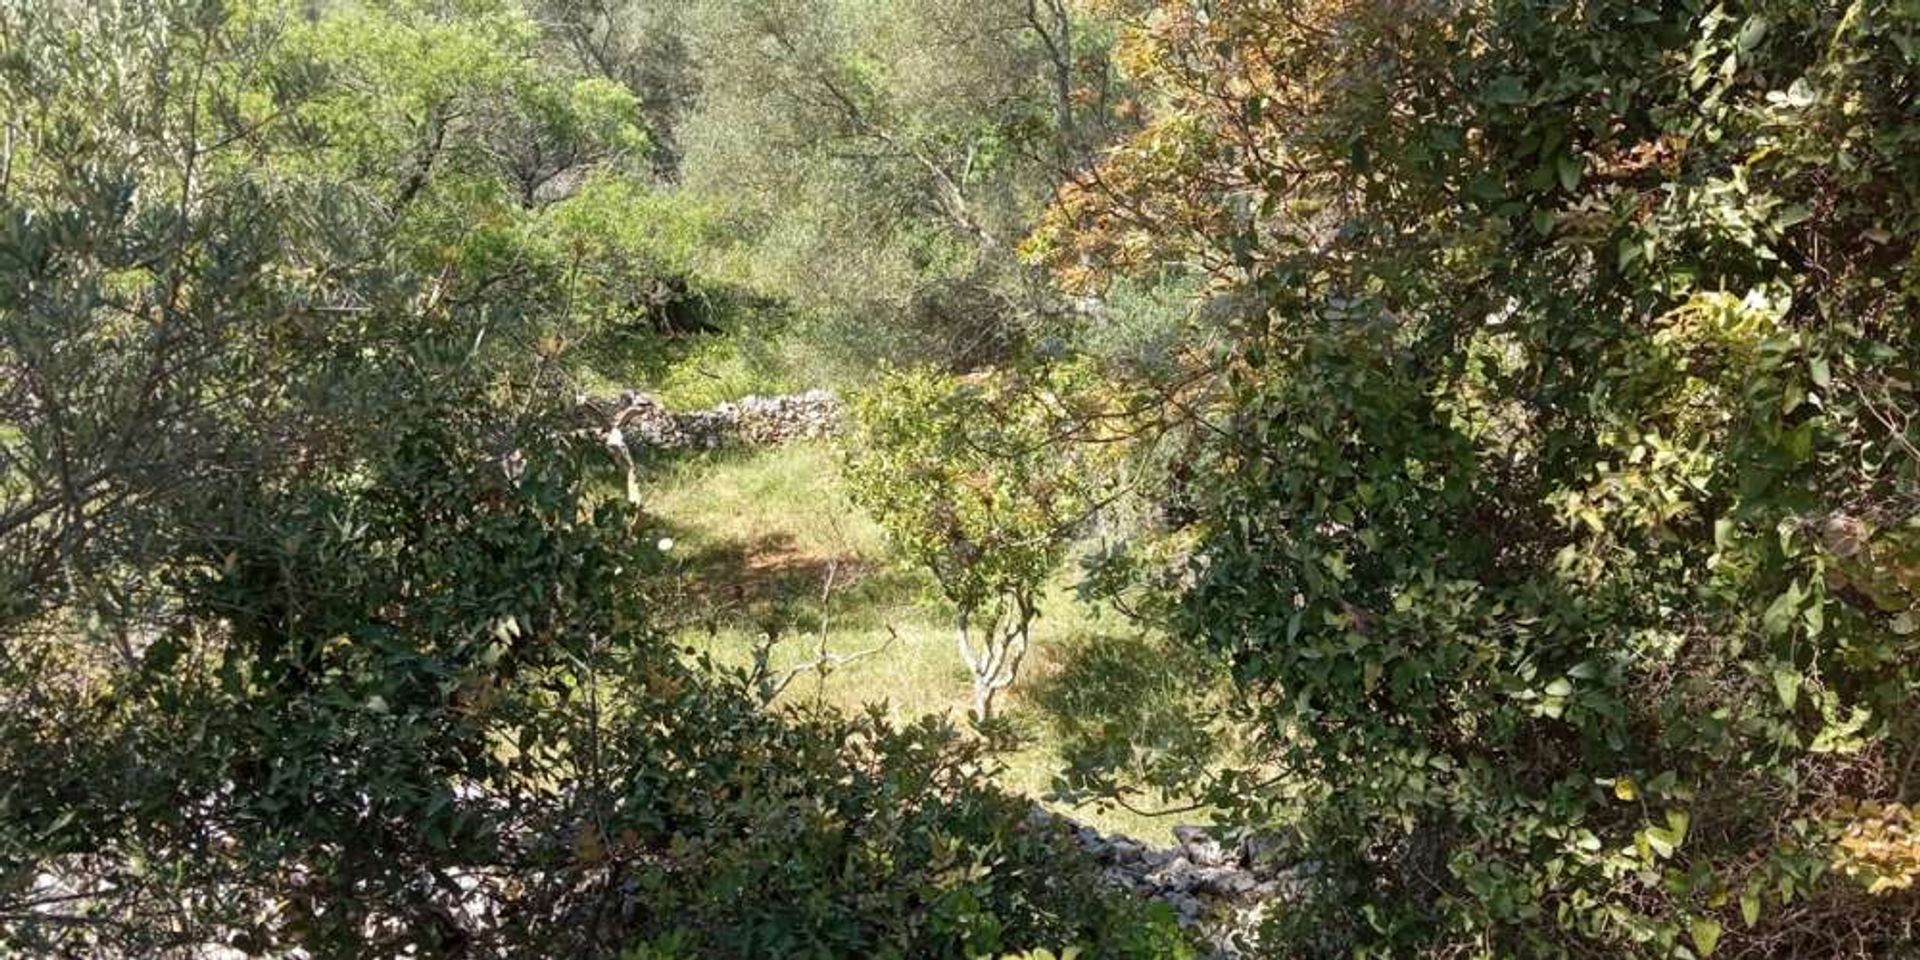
[589,390,842,451]
[1032,811,1317,957]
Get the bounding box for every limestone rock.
[1044,808,1307,958]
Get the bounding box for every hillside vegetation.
[2,0,1916,958]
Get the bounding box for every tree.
[843,364,1113,719]
[0,2,1187,956]
[1030,0,1920,955]
[673,0,1134,377]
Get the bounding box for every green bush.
[0,2,1186,956]
[842,364,1115,719]
[601,699,1193,959]
[1031,0,1920,955]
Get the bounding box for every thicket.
[0,1,1181,956]
[5,0,1919,957]
[1025,0,1920,956]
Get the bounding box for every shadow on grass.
[652,520,928,641]
[1024,631,1226,804]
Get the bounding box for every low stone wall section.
[586,390,843,452]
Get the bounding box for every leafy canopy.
[1029,0,1920,955]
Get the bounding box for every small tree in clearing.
[843,365,1103,720]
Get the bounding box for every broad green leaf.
[1773,668,1800,710]
[1485,75,1529,105]
[1691,917,1723,956]
[1775,203,1812,229]
[1645,827,1677,858]
[1556,154,1583,192]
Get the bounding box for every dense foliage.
[844,364,1117,718]
[0,1,1181,956]
[1030,0,1920,955]
[677,0,1133,378]
[5,0,1918,956]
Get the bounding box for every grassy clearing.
[639,441,1195,842]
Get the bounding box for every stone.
[1151,856,1199,893]
[1167,892,1203,925]
[1194,867,1257,897]
[582,390,844,453]
[1174,824,1228,867]
[1239,827,1303,876]
[1032,807,1298,959]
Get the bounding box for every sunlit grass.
[642,442,1195,842]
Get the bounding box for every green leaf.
[1772,668,1800,710]
[1645,827,1677,858]
[1691,917,1724,956]
[1740,888,1761,927]
[1808,355,1831,388]
[1485,75,1529,105]
[1763,586,1801,636]
[1618,237,1647,270]
[1666,809,1690,844]
[1555,154,1583,192]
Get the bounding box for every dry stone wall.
[586,390,842,452]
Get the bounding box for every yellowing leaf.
[1691,917,1723,956]
[1667,809,1692,844]
[1646,824,1681,859]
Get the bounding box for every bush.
[1031,0,1920,955]
[0,2,1185,956]
[842,364,1115,719]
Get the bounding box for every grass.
[639,441,1197,842]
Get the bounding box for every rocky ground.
[1035,810,1317,958]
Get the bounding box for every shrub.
[842,364,1114,719]
[1031,0,1920,955]
[0,2,1185,956]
